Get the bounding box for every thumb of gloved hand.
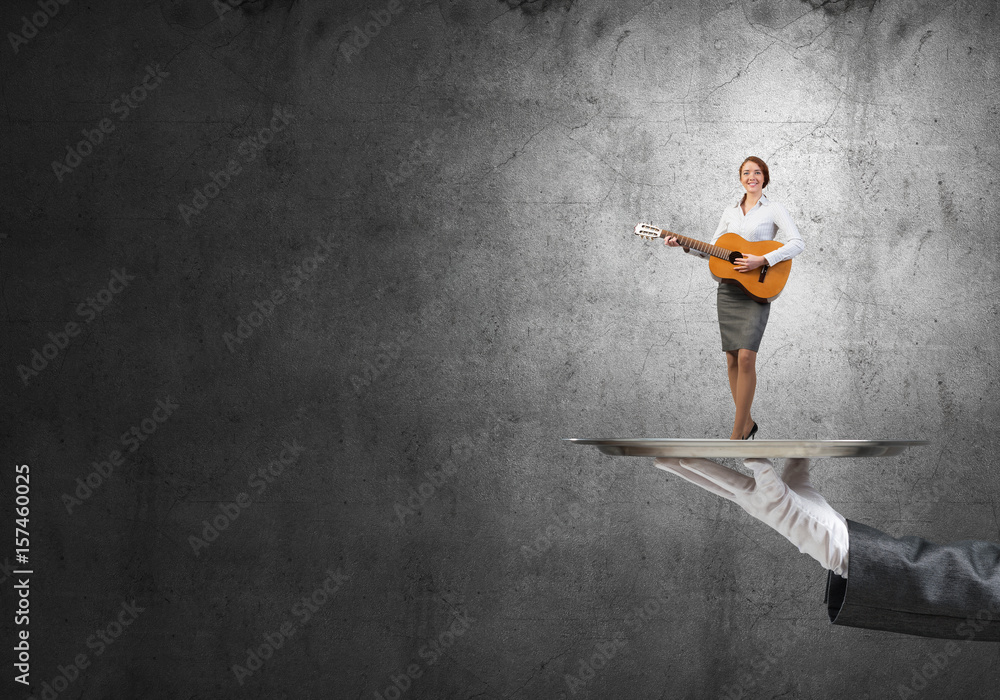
[737,459,849,577]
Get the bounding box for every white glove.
[654,457,849,577]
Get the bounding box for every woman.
[665,156,804,440]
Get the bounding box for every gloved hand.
[654,457,849,577]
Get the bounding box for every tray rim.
[564,438,930,458]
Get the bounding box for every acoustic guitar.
[633,223,791,302]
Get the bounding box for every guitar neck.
[657,229,732,260]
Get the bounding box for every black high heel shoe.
[742,422,758,440]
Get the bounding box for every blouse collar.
[737,193,769,209]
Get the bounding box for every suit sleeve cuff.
[824,520,1000,641]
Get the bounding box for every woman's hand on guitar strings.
[734,254,767,272]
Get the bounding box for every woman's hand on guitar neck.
[663,235,690,253]
[734,253,767,272]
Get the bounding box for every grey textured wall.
[4,0,1000,697]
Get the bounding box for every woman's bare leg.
[729,348,757,439]
[725,351,739,405]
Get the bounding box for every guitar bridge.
[758,265,769,283]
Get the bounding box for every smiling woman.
[665,156,805,439]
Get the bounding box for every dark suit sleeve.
[824,520,1000,641]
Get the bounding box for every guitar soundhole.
[728,251,741,264]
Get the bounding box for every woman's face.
[740,161,764,196]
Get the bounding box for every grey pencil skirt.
[717,282,770,353]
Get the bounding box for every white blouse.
[688,194,805,267]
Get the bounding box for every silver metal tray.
[565,438,929,458]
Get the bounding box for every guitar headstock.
[633,222,663,240]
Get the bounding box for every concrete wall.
[5,0,1000,697]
